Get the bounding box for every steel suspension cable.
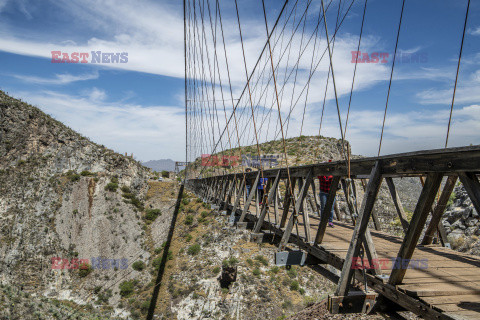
[378,0,405,156]
[445,0,471,148]
[343,0,368,141]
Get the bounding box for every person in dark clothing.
[319,160,335,228]
[257,177,268,205]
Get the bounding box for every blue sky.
[0,0,479,162]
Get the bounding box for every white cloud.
[469,26,480,36]
[11,71,99,85]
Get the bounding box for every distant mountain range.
[142,159,177,172]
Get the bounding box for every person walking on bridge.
[319,160,335,228]
[257,176,268,205]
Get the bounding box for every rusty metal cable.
[445,0,471,148]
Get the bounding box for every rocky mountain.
[142,159,177,172]
[0,91,180,319]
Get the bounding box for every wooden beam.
[314,176,341,245]
[231,177,246,215]
[239,172,260,222]
[301,174,314,242]
[278,170,313,251]
[388,172,443,286]
[458,172,480,216]
[421,175,457,245]
[223,176,237,210]
[335,161,383,296]
[253,171,281,233]
[279,178,296,228]
[386,177,410,233]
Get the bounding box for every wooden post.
[253,171,281,233]
[421,175,457,245]
[279,179,296,228]
[301,174,314,242]
[274,184,279,225]
[314,176,341,245]
[385,177,410,233]
[388,172,443,286]
[231,177,246,215]
[335,161,383,296]
[239,172,260,222]
[278,170,313,251]
[223,175,237,210]
[458,172,480,216]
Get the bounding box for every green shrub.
[185,215,194,225]
[182,198,189,205]
[140,301,150,314]
[201,211,210,218]
[252,268,261,276]
[287,267,297,278]
[299,288,306,295]
[119,281,134,297]
[111,176,119,184]
[105,182,118,192]
[78,264,92,277]
[290,280,299,291]
[80,170,95,176]
[184,233,192,242]
[121,186,131,193]
[223,256,239,267]
[255,255,269,266]
[66,170,80,182]
[270,266,280,274]
[161,170,169,178]
[213,266,220,274]
[145,209,161,222]
[187,244,201,255]
[132,261,146,271]
[246,258,253,266]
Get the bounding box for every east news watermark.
[201,154,239,167]
[352,257,428,270]
[51,51,128,64]
[351,51,428,64]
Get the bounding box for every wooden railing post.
[388,172,443,285]
[253,171,281,233]
[335,161,383,296]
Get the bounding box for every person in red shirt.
[318,160,335,228]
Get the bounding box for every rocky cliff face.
[0,91,181,318]
[442,184,480,255]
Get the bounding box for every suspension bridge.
[183,0,480,318]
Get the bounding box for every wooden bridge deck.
[190,146,480,319]
[246,202,480,319]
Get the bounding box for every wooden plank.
[335,161,383,296]
[239,172,260,222]
[388,172,443,285]
[386,177,410,233]
[253,171,280,233]
[314,176,341,245]
[422,175,457,245]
